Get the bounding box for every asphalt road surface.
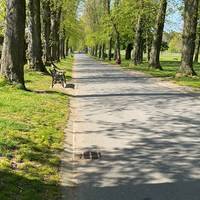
[61,54,200,200]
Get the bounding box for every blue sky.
[165,12,183,32]
[165,0,183,32]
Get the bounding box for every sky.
[165,12,183,32]
[164,0,183,32]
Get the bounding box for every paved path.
[61,54,200,200]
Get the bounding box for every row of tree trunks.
[42,2,70,63]
[0,0,26,88]
[0,0,72,88]
[90,0,198,77]
[92,0,114,62]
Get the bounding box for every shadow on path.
[62,54,200,200]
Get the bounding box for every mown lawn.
[0,57,73,200]
[106,52,200,89]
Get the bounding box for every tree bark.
[60,38,65,59]
[66,37,69,56]
[125,43,133,60]
[90,47,93,56]
[179,0,199,76]
[194,26,200,63]
[42,0,51,65]
[101,44,106,60]
[132,15,143,65]
[115,31,121,64]
[27,0,46,72]
[112,0,121,64]
[149,0,167,69]
[94,44,98,57]
[146,33,152,61]
[99,45,102,59]
[1,0,26,88]
[139,38,144,62]
[51,8,61,62]
[108,37,113,61]
[194,36,200,63]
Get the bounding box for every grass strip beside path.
[0,57,73,200]
[104,53,200,89]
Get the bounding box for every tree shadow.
[0,170,61,200]
[61,54,200,200]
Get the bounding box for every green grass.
[104,52,200,89]
[0,57,73,200]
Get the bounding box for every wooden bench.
[49,62,66,88]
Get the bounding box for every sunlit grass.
[104,52,200,89]
[0,57,73,199]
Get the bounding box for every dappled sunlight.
[62,54,200,200]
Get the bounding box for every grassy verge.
[0,57,73,200]
[101,53,200,89]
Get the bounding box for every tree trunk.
[139,38,144,63]
[125,43,133,60]
[194,37,200,63]
[149,0,167,69]
[179,0,198,76]
[101,44,106,60]
[114,45,117,60]
[91,48,94,56]
[108,37,112,61]
[112,0,121,64]
[1,0,26,88]
[60,38,65,59]
[146,33,152,61]
[51,14,57,61]
[42,0,51,65]
[132,15,143,65]
[51,8,61,62]
[66,37,69,56]
[94,44,98,57]
[27,0,46,72]
[115,32,121,64]
[99,45,102,59]
[194,26,200,63]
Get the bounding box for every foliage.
[168,32,182,53]
[60,0,84,49]
[81,0,159,51]
[0,0,6,36]
[161,41,169,51]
